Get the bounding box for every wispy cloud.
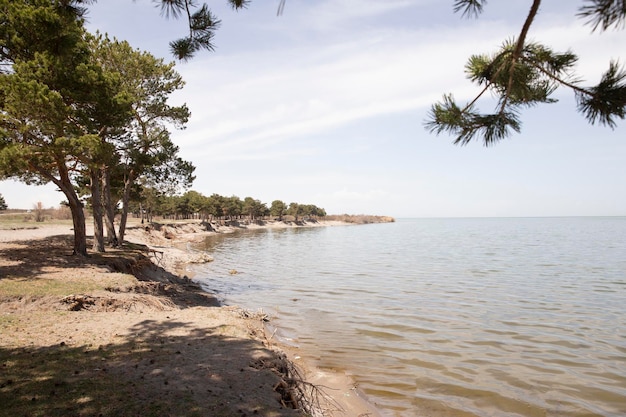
[174,4,622,163]
[175,23,509,159]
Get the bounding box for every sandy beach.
[0,219,382,417]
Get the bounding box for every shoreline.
[0,218,386,416]
[128,218,385,416]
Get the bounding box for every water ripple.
[193,217,626,416]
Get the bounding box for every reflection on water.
[192,218,626,417]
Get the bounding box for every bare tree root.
[273,357,345,416]
[239,307,345,416]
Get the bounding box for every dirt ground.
[0,221,380,417]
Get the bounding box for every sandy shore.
[0,219,382,416]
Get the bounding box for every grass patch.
[0,273,137,298]
[0,214,73,230]
[0,278,103,298]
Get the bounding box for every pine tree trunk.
[29,156,87,256]
[102,168,118,246]
[67,194,88,256]
[54,163,88,256]
[117,172,134,244]
[90,168,105,252]
[66,191,88,257]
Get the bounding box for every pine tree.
[425,0,626,145]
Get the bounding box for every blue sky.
[2,0,624,217]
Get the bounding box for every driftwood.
[61,294,96,311]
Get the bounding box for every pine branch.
[277,0,287,16]
[425,95,522,146]
[501,0,542,113]
[453,0,487,18]
[526,59,590,96]
[578,0,626,31]
[228,0,251,9]
[185,0,194,38]
[461,84,491,113]
[157,0,187,20]
[576,60,626,127]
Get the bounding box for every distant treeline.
[132,190,326,223]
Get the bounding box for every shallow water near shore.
[191,217,626,417]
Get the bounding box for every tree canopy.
[425,0,626,145]
[88,33,195,245]
[0,0,194,255]
[128,189,326,223]
[0,0,117,254]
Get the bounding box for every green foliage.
[285,202,325,221]
[133,189,326,222]
[0,8,132,181]
[242,196,269,220]
[426,0,626,145]
[153,0,250,60]
[0,0,87,66]
[287,202,300,220]
[90,34,194,196]
[576,60,626,127]
[578,0,626,31]
[465,41,575,105]
[222,195,243,219]
[0,192,7,210]
[1,2,99,192]
[269,199,286,219]
[0,2,195,253]
[206,193,225,218]
[427,94,521,146]
[299,204,326,218]
[453,0,486,18]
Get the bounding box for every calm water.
[191,218,626,417]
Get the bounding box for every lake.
[191,217,626,416]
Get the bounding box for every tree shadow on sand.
[0,235,92,275]
[0,318,303,417]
